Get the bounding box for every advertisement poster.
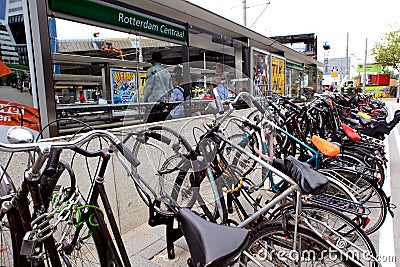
[138,71,147,100]
[253,52,270,96]
[272,57,285,95]
[111,68,137,104]
[365,86,390,98]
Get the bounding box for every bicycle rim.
[269,204,378,266]
[240,221,356,266]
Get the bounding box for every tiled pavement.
[122,222,190,266]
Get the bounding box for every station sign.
[49,0,188,42]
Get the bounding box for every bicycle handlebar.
[0,130,140,167]
[229,92,265,114]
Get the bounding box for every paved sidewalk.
[122,222,190,266]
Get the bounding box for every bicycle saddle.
[311,135,340,157]
[177,208,249,267]
[272,156,329,195]
[341,123,361,142]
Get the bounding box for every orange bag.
[311,135,340,157]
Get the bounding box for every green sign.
[357,63,382,73]
[49,0,187,42]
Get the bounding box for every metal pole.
[363,38,367,94]
[243,0,247,27]
[397,70,400,103]
[27,0,58,137]
[346,32,349,77]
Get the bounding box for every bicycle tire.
[326,169,388,235]
[0,167,114,266]
[131,126,194,216]
[54,202,118,266]
[0,167,29,266]
[239,220,358,266]
[41,160,115,266]
[268,203,378,266]
[223,133,258,177]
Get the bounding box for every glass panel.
[0,0,37,142]
[290,68,302,98]
[50,18,248,132]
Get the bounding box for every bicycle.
[0,127,140,266]
[128,91,381,266]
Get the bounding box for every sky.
[187,0,400,62]
[56,0,400,68]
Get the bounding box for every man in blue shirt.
[210,77,228,100]
[169,75,185,118]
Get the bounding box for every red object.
[79,93,86,103]
[370,74,390,86]
[203,94,214,100]
[0,100,40,132]
[0,61,12,77]
[341,123,361,142]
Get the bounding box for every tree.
[371,28,400,102]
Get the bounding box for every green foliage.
[382,67,396,78]
[372,28,400,71]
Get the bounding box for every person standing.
[79,91,86,103]
[210,77,228,100]
[143,52,172,103]
[169,75,185,118]
[92,87,101,102]
[60,89,71,104]
[215,63,227,87]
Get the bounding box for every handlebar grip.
[43,148,61,176]
[146,132,171,145]
[116,142,140,167]
[212,88,224,114]
[252,99,265,114]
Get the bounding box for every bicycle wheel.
[131,126,193,216]
[0,206,28,266]
[222,133,257,177]
[327,169,388,235]
[240,220,356,266]
[268,204,378,266]
[47,187,116,266]
[0,167,29,266]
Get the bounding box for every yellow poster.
[272,57,285,95]
[138,71,147,98]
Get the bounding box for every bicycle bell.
[7,126,34,144]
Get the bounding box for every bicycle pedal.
[20,231,37,256]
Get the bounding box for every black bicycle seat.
[177,208,249,267]
[358,116,372,127]
[272,156,329,194]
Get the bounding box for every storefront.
[2,0,322,137]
